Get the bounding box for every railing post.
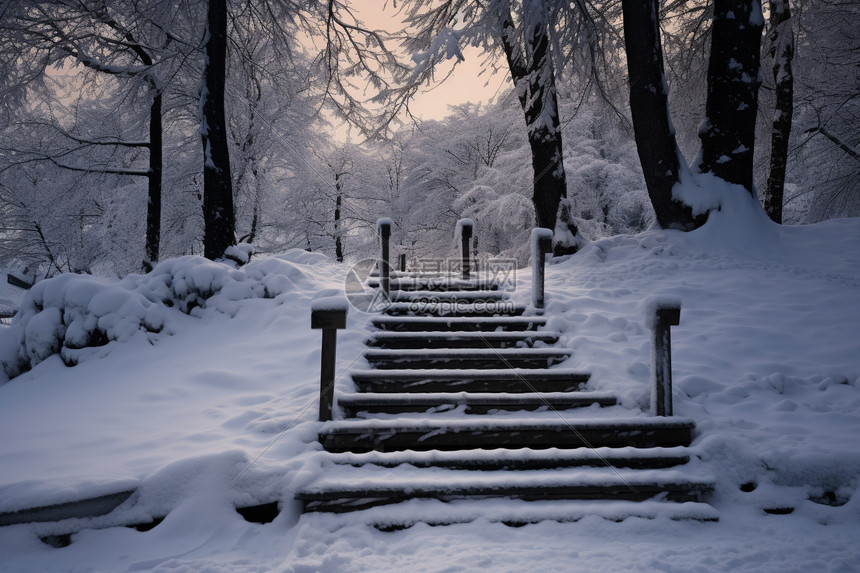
[399,253,406,273]
[649,300,681,417]
[377,218,392,297]
[457,218,473,281]
[531,228,553,310]
[311,298,348,422]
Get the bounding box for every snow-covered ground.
[1,192,859,572]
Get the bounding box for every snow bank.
[2,250,333,378]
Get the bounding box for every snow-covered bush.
[2,251,322,377]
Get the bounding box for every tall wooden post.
[650,301,681,417]
[531,228,553,310]
[458,219,473,281]
[311,298,348,422]
[377,218,391,298]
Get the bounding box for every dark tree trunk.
[144,91,162,272]
[622,0,704,230]
[523,19,566,234]
[499,9,577,252]
[334,173,344,263]
[763,0,794,223]
[201,0,235,260]
[698,0,764,195]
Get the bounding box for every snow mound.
[2,251,328,377]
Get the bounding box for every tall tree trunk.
[763,0,794,223]
[201,0,235,260]
[334,173,344,263]
[621,0,704,230]
[144,91,162,271]
[498,6,578,253]
[698,0,764,195]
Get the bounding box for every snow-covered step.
[350,368,591,393]
[336,391,617,416]
[323,446,692,471]
[370,315,547,332]
[363,348,571,369]
[382,302,526,317]
[365,331,561,349]
[319,417,697,453]
[296,466,715,512]
[300,498,719,526]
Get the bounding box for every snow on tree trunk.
[144,91,162,272]
[499,3,578,253]
[763,0,794,223]
[621,0,704,230]
[698,0,765,196]
[201,0,236,261]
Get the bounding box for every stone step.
[296,498,719,525]
[350,369,591,393]
[363,348,571,369]
[296,466,714,513]
[382,302,525,317]
[323,446,692,471]
[365,331,561,349]
[337,391,617,416]
[370,316,548,332]
[319,417,697,453]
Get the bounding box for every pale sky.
[353,2,509,122]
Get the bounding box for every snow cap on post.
[643,296,682,330]
[311,295,348,330]
[456,218,474,280]
[531,228,553,265]
[377,218,393,236]
[454,218,474,242]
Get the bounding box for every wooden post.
[531,228,553,310]
[377,218,391,298]
[650,301,681,417]
[399,253,406,273]
[311,298,348,422]
[458,219,473,281]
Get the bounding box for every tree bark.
[498,6,578,252]
[144,91,162,271]
[622,0,704,230]
[334,173,344,263]
[699,0,764,195]
[201,0,236,260]
[763,0,794,223]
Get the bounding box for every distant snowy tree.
[0,0,194,270]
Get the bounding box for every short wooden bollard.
[399,253,406,273]
[531,228,553,310]
[457,218,473,280]
[311,299,348,422]
[377,218,392,297]
[649,300,681,417]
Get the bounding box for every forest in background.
[0,0,857,279]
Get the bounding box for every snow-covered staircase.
[296,268,717,525]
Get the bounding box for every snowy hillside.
[1,195,859,572]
